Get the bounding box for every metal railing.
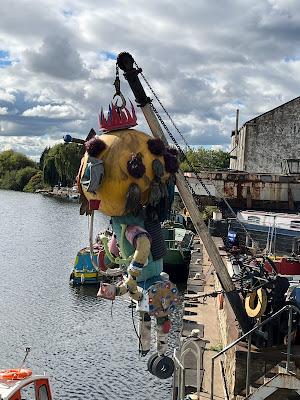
[210,304,300,400]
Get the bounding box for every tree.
[24,171,45,193]
[0,149,36,176]
[39,146,50,170]
[43,143,81,187]
[43,154,60,187]
[180,147,230,172]
[0,150,39,191]
[16,166,39,191]
[0,170,19,190]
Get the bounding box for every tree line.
[0,143,82,192]
[0,144,230,193]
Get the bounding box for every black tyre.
[151,355,174,379]
[147,353,159,374]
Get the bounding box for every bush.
[0,170,19,190]
[16,167,39,191]
[24,171,45,193]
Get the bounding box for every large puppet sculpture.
[77,102,179,378]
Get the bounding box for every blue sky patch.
[283,55,300,63]
[0,50,12,68]
[63,9,73,17]
[99,51,117,61]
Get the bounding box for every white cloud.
[22,104,83,119]
[0,120,18,133]
[0,88,15,103]
[0,107,8,115]
[0,135,61,160]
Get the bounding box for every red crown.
[99,101,137,132]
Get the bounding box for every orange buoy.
[0,369,32,380]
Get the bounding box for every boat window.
[38,384,50,400]
[20,382,35,399]
[290,221,300,229]
[247,216,260,224]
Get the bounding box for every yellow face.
[79,128,170,216]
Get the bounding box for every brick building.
[230,97,300,173]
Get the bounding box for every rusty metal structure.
[184,171,300,211]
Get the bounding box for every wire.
[130,300,144,355]
[110,300,114,319]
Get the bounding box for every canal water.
[0,190,182,399]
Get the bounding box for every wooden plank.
[187,285,204,293]
[187,278,204,286]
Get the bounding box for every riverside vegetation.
[0,143,81,193]
[0,145,229,193]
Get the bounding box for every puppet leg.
[156,316,171,355]
[138,312,151,356]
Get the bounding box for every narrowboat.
[70,247,99,286]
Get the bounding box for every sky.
[1,0,300,160]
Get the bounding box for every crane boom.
[117,51,251,333]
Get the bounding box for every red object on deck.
[275,258,300,275]
[265,257,300,275]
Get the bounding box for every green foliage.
[200,205,219,223]
[0,150,39,191]
[16,166,38,190]
[39,146,50,170]
[0,170,19,190]
[0,145,81,192]
[0,149,36,176]
[43,154,60,187]
[208,343,223,352]
[43,143,81,187]
[24,171,45,193]
[180,147,230,172]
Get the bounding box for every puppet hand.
[115,274,138,296]
[128,261,143,277]
[125,274,138,292]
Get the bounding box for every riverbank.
[37,185,80,201]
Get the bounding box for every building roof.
[241,95,300,129]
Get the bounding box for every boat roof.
[0,375,48,399]
[239,210,300,219]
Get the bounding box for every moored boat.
[0,369,52,400]
[237,210,300,238]
[70,247,99,286]
[68,186,80,201]
[161,220,194,282]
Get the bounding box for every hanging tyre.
[151,355,174,379]
[245,288,267,318]
[147,353,159,374]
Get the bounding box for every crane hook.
[113,76,126,111]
